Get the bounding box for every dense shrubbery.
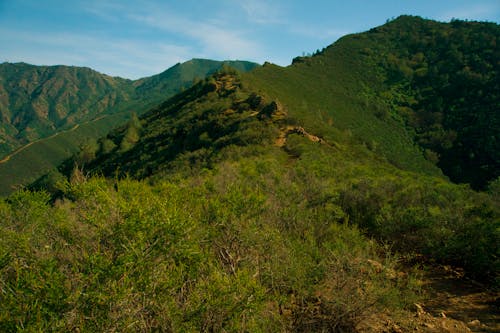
[1,156,420,331]
[5,132,499,330]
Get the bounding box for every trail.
[275,125,338,149]
[419,265,499,332]
[0,115,108,164]
[357,264,499,333]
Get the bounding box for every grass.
[243,32,441,177]
[0,112,131,196]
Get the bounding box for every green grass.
[0,112,130,196]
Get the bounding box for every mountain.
[0,62,134,156]
[371,16,499,189]
[55,15,498,283]
[1,16,499,331]
[0,59,259,195]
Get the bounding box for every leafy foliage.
[0,168,419,331]
[374,16,500,189]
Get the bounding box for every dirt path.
[0,124,81,164]
[0,114,111,164]
[275,125,330,147]
[356,264,498,333]
[420,265,499,332]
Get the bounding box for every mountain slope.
[81,69,279,179]
[245,17,499,189]
[0,59,259,195]
[59,54,498,283]
[52,15,499,283]
[20,62,500,332]
[0,62,134,156]
[372,16,499,189]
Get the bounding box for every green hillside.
[1,16,499,331]
[374,17,499,189]
[64,60,498,283]
[245,16,499,189]
[0,59,259,195]
[0,63,134,156]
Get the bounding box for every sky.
[1,0,499,79]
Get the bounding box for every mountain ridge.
[0,59,260,157]
[0,59,259,195]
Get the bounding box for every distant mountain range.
[0,59,259,194]
[0,62,133,156]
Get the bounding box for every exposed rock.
[467,320,480,328]
[275,125,327,148]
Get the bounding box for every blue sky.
[1,0,499,79]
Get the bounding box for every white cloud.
[127,10,263,61]
[0,28,192,78]
[239,0,286,24]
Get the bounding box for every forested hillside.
[246,15,499,190]
[374,16,499,189]
[0,63,133,156]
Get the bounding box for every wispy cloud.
[82,1,265,62]
[439,3,500,21]
[0,28,191,78]
[234,0,345,42]
[79,0,123,21]
[239,0,286,24]
[127,11,263,61]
